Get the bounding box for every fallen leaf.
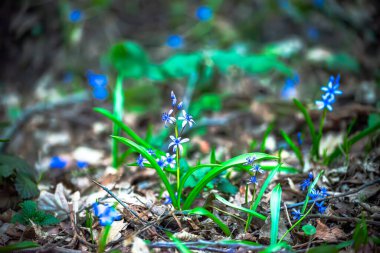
[106,220,125,244]
[174,229,203,241]
[315,220,346,243]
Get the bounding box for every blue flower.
[162,109,176,127]
[156,157,166,169]
[165,153,176,169]
[136,154,147,168]
[315,93,335,111]
[291,209,302,220]
[320,187,329,198]
[163,195,172,205]
[247,176,258,185]
[321,75,342,97]
[92,203,122,226]
[178,110,195,129]
[166,35,184,49]
[309,188,322,200]
[170,91,177,107]
[77,160,88,169]
[146,148,156,157]
[177,102,183,110]
[69,9,82,23]
[195,6,213,21]
[168,136,189,154]
[49,156,67,169]
[307,26,319,41]
[92,87,108,100]
[244,156,256,166]
[86,70,108,88]
[281,74,300,100]
[250,164,264,174]
[316,201,327,214]
[308,172,314,180]
[300,178,311,191]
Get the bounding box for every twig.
[283,178,380,210]
[304,214,380,226]
[283,202,293,227]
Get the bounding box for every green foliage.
[260,241,291,253]
[0,241,39,253]
[98,225,111,253]
[353,217,368,252]
[308,245,339,253]
[185,207,231,236]
[270,184,282,245]
[12,200,60,226]
[167,232,193,253]
[0,154,39,199]
[112,75,124,168]
[302,224,317,236]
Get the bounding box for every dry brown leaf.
[315,220,346,243]
[174,230,203,241]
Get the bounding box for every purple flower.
[49,156,67,169]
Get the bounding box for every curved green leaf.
[182,153,278,209]
[270,184,282,245]
[302,224,317,236]
[185,207,231,236]
[111,136,178,209]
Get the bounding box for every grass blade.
[0,241,39,253]
[111,136,179,209]
[270,184,282,245]
[214,194,266,220]
[186,207,231,236]
[280,130,304,167]
[301,170,324,214]
[245,164,280,231]
[182,153,278,210]
[112,75,124,168]
[166,232,193,253]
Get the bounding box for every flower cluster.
[245,156,264,185]
[92,203,122,226]
[86,70,108,100]
[292,172,330,220]
[315,75,342,111]
[135,91,194,173]
[68,9,83,23]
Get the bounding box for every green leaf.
[353,217,368,252]
[245,164,280,232]
[39,214,60,226]
[302,224,317,236]
[270,184,282,245]
[19,200,38,218]
[106,41,149,78]
[217,177,238,195]
[307,245,339,253]
[301,171,324,214]
[111,136,178,209]
[0,241,39,253]
[0,164,13,178]
[15,174,39,199]
[166,232,193,253]
[182,153,278,210]
[326,53,359,72]
[280,130,304,166]
[214,194,266,220]
[12,200,59,226]
[185,207,231,236]
[160,53,202,78]
[112,75,124,168]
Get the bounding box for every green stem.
[314,109,327,160]
[98,225,111,253]
[175,125,180,205]
[245,185,249,205]
[279,203,315,243]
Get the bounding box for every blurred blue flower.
[168,136,189,154]
[315,93,335,111]
[63,72,74,83]
[165,153,176,169]
[77,160,88,169]
[177,102,183,110]
[162,109,176,127]
[49,156,67,169]
[166,35,184,49]
[163,195,172,205]
[170,91,177,107]
[307,26,319,41]
[156,157,166,169]
[92,87,108,100]
[309,188,322,200]
[69,9,83,23]
[320,187,329,198]
[86,70,108,88]
[196,6,213,21]
[313,0,324,8]
[92,203,122,226]
[147,148,156,157]
[321,75,342,97]
[136,154,146,168]
[250,164,264,174]
[247,176,258,185]
[297,132,303,145]
[244,156,256,166]
[178,110,195,129]
[316,201,327,214]
[300,178,311,191]
[281,74,300,100]
[291,209,302,220]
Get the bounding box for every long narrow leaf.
[301,170,324,214]
[214,194,266,220]
[245,164,280,231]
[186,207,231,236]
[182,153,278,209]
[280,130,304,166]
[0,241,39,253]
[111,136,179,209]
[293,99,316,140]
[270,184,282,245]
[112,75,124,168]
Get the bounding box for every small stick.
[283,202,293,227]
